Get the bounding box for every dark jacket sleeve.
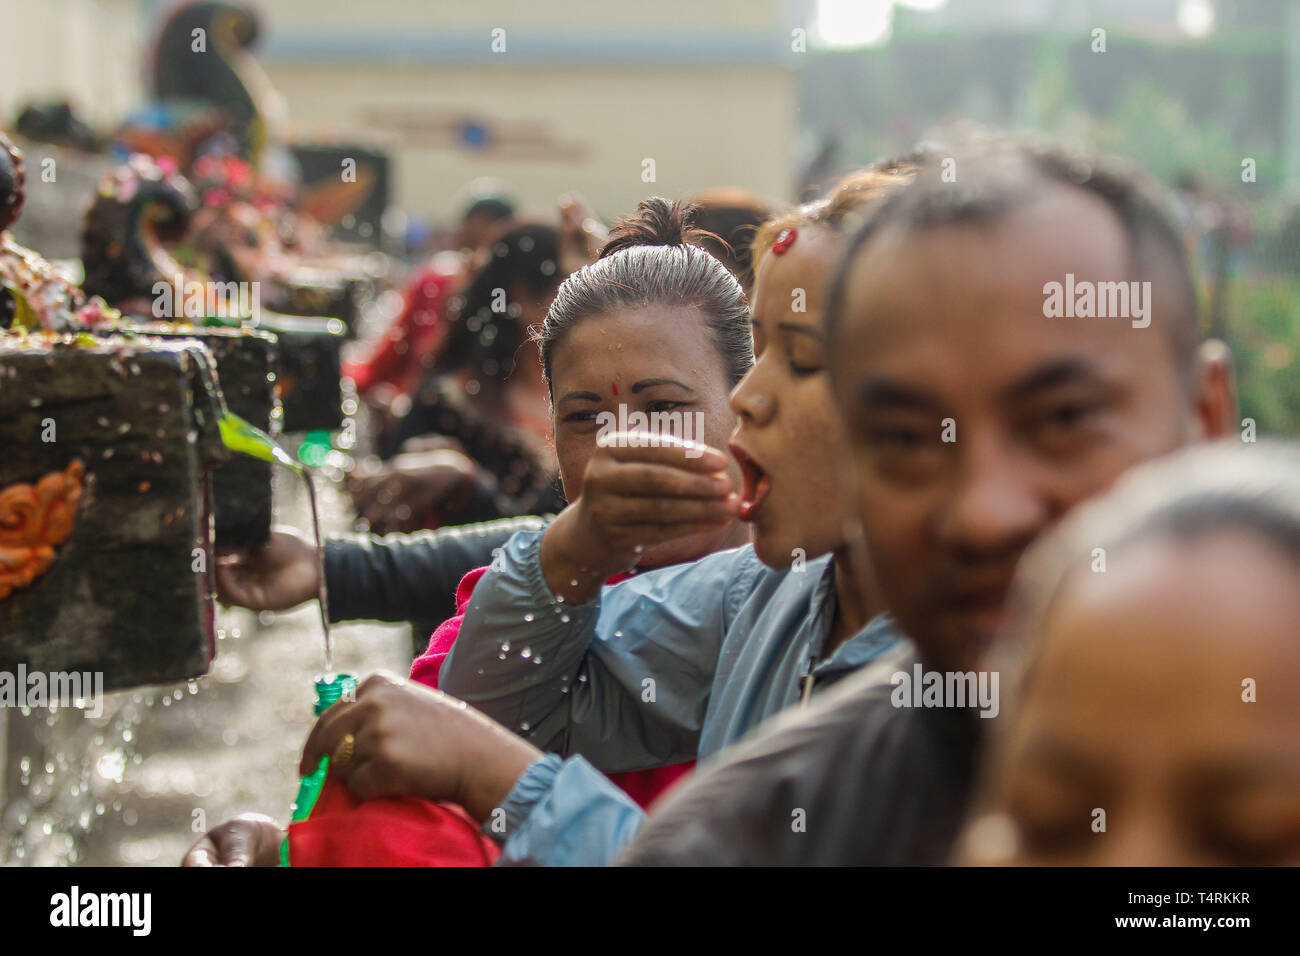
[446,471,567,528]
[615,644,980,866]
[323,515,548,626]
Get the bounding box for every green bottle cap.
[313,673,358,716]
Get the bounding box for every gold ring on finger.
[333,732,355,770]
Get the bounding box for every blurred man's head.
[961,443,1300,865]
[827,141,1235,672]
[689,188,774,295]
[457,195,516,253]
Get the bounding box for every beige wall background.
[266,63,795,221]
[0,0,801,224]
[0,0,147,127]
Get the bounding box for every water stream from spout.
[219,412,332,673]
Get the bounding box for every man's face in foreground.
[831,183,1229,672]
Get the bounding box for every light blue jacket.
[442,528,903,865]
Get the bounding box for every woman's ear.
[1192,339,1237,441]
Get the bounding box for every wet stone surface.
[1,470,411,866]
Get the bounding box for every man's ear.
[1192,339,1237,441]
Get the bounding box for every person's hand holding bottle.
[298,673,540,822]
[183,674,535,866]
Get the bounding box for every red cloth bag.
[285,776,500,867]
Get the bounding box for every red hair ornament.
[771,227,798,256]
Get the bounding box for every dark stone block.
[0,335,225,691]
[111,324,280,548]
[259,313,346,433]
[202,329,278,548]
[265,277,362,339]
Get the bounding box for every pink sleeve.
[408,566,490,689]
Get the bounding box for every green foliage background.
[802,26,1299,436]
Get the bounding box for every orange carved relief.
[0,460,85,600]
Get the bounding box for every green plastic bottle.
[280,673,357,866]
